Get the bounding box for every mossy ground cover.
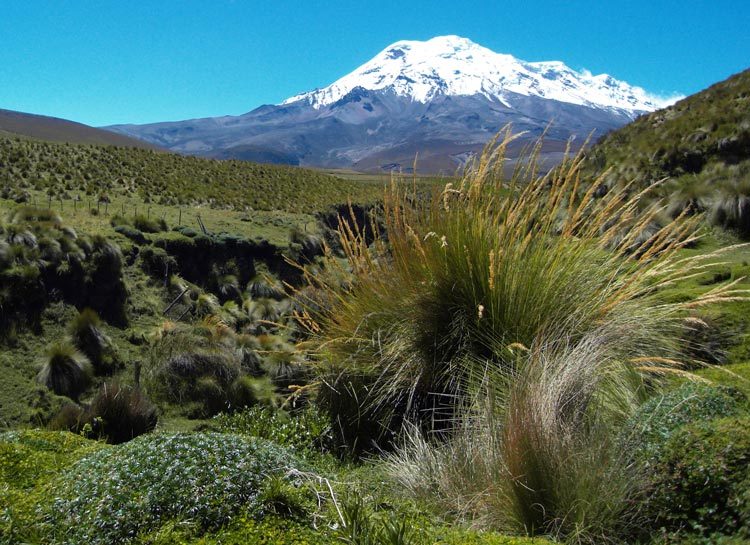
[0,429,555,545]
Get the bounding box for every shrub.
[645,417,750,538]
[622,381,746,463]
[86,382,158,444]
[45,433,307,545]
[210,405,333,454]
[37,341,92,400]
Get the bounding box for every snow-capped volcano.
[284,35,669,115]
[106,36,678,173]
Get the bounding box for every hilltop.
[0,108,162,150]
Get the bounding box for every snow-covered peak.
[282,35,675,114]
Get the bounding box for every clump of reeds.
[294,128,747,539]
[37,341,92,400]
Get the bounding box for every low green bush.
[114,224,147,244]
[645,417,750,538]
[210,405,333,454]
[133,214,167,233]
[46,432,307,545]
[622,381,747,463]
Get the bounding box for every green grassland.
[0,135,385,213]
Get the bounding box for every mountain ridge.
[283,35,672,114]
[105,35,675,173]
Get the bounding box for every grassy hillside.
[0,108,162,150]
[583,69,750,239]
[585,68,750,185]
[0,135,384,213]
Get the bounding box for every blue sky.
[1,0,747,126]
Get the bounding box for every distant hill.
[583,68,750,236]
[0,108,162,150]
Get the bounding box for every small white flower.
[477,304,485,319]
[440,235,448,248]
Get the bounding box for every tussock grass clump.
[86,382,158,444]
[299,131,744,447]
[711,179,750,238]
[144,317,301,416]
[48,383,158,444]
[67,308,121,375]
[145,318,241,416]
[297,131,747,540]
[36,341,92,400]
[132,214,167,233]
